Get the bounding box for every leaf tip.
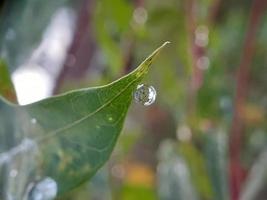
[163,41,171,46]
[133,41,170,79]
[152,41,171,57]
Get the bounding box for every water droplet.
[195,25,209,47]
[197,56,210,70]
[106,114,114,123]
[134,84,156,106]
[176,125,192,142]
[9,169,18,178]
[29,177,57,200]
[31,118,37,124]
[133,7,148,25]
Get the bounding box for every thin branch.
[185,0,207,114]
[208,0,222,25]
[229,1,267,199]
[53,0,95,94]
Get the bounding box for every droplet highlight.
[29,177,57,200]
[106,114,114,123]
[134,84,156,106]
[31,118,37,124]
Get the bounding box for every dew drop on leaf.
[133,84,156,106]
[29,177,57,200]
[108,116,113,122]
[106,114,114,123]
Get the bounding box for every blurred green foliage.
[0,0,267,199]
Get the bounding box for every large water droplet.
[29,177,57,200]
[134,84,156,106]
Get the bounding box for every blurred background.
[0,0,267,199]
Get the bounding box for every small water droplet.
[31,118,37,124]
[9,169,18,178]
[195,25,209,47]
[197,56,210,70]
[105,114,114,123]
[176,125,192,142]
[29,177,57,200]
[133,7,148,25]
[134,84,156,106]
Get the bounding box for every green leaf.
[0,42,169,198]
[0,59,17,103]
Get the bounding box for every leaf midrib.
[36,75,140,143]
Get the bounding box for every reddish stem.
[53,0,95,94]
[208,0,222,25]
[185,0,207,114]
[122,0,145,74]
[229,1,267,199]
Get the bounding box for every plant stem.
[229,1,267,199]
[53,0,95,94]
[185,0,208,115]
